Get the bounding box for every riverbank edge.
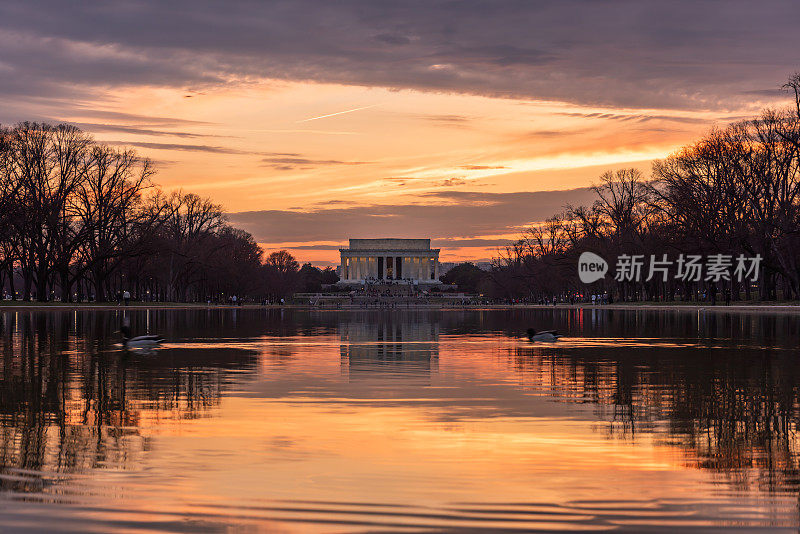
[2,302,800,314]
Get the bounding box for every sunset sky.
[1,1,798,265]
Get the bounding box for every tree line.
[0,122,336,302]
[481,74,800,302]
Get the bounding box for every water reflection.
[0,310,258,495]
[0,307,798,531]
[508,340,800,494]
[340,311,439,378]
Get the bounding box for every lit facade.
[339,238,440,284]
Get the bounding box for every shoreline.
[2,301,800,314]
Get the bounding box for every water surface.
[1,308,799,532]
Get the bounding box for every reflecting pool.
[0,308,799,532]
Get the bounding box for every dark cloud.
[741,89,786,97]
[74,122,222,138]
[228,187,598,243]
[373,33,411,46]
[65,110,214,126]
[263,152,303,157]
[0,1,797,110]
[261,156,370,170]
[423,114,472,125]
[0,109,221,140]
[315,199,360,206]
[556,112,711,124]
[100,140,258,154]
[450,44,555,67]
[513,128,595,141]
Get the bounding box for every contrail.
[296,104,379,123]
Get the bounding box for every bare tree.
[3,123,90,300]
[0,122,278,303]
[159,192,226,301]
[74,145,159,301]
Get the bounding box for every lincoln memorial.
[339,238,440,284]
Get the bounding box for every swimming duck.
[527,328,561,342]
[121,318,164,350]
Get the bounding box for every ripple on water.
[1,308,800,532]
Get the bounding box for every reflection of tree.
[0,310,256,492]
[508,342,800,493]
[369,306,800,495]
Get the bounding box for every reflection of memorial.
[339,314,439,377]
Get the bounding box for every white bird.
[527,328,561,342]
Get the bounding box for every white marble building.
[339,238,440,284]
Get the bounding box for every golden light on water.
[2,309,799,530]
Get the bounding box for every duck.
[123,333,165,350]
[527,328,561,342]
[121,318,164,350]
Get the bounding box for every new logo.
[578,252,608,284]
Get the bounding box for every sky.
[0,1,798,266]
